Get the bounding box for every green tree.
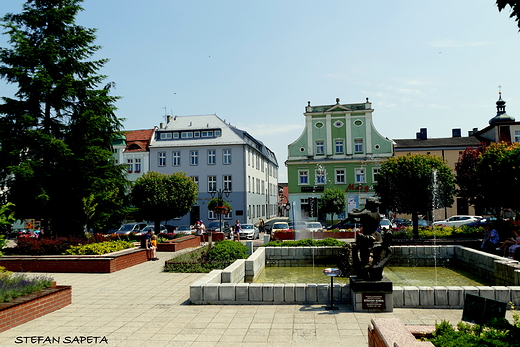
[132,171,198,233]
[456,142,520,218]
[0,0,129,236]
[319,187,346,225]
[375,154,455,238]
[497,0,520,31]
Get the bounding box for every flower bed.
[0,285,71,332]
[0,247,149,273]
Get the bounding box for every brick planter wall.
[0,247,149,273]
[156,235,201,252]
[0,285,72,333]
[201,233,225,242]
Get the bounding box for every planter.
[156,235,201,252]
[0,247,149,273]
[201,232,225,242]
[0,285,72,332]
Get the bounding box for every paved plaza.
[0,249,511,347]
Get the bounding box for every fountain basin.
[189,245,520,306]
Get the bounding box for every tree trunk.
[412,211,419,239]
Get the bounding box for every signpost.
[323,268,342,310]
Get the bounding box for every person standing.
[150,234,158,261]
[259,219,265,234]
[233,220,242,241]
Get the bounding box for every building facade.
[286,98,393,224]
[149,114,278,226]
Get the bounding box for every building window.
[223,149,231,164]
[223,175,232,191]
[158,152,166,167]
[207,150,216,165]
[208,210,216,220]
[315,168,326,185]
[335,139,344,154]
[194,131,200,138]
[181,132,193,138]
[190,150,198,165]
[135,158,141,173]
[298,170,308,185]
[191,176,199,191]
[172,151,180,166]
[127,159,133,173]
[160,132,172,140]
[316,141,324,155]
[355,168,365,183]
[256,178,260,194]
[354,139,363,153]
[335,169,345,184]
[515,130,520,143]
[173,132,179,139]
[372,168,380,183]
[208,176,216,192]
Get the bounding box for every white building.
[149,114,278,226]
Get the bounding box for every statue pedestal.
[350,276,393,312]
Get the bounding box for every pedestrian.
[196,220,205,236]
[481,224,499,253]
[150,234,158,260]
[233,220,242,241]
[259,219,265,234]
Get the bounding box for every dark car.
[206,221,232,239]
[393,218,411,227]
[327,220,359,230]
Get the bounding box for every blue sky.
[2,1,520,182]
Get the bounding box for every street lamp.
[210,188,230,234]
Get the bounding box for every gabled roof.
[125,129,154,152]
[394,136,481,151]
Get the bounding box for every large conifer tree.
[0,0,129,236]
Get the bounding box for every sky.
[2,0,520,182]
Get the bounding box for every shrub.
[262,238,345,247]
[13,236,89,255]
[204,240,249,262]
[0,273,54,303]
[429,319,520,347]
[63,240,135,255]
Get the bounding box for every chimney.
[452,128,461,137]
[416,128,427,140]
[160,123,164,129]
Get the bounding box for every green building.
[286,98,393,224]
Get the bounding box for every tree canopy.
[319,187,346,225]
[0,0,130,236]
[132,171,198,232]
[375,154,455,238]
[497,0,520,31]
[456,142,520,218]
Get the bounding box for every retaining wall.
[0,285,72,332]
[0,247,149,273]
[156,235,201,252]
[189,245,520,306]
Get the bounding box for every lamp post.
[210,188,230,236]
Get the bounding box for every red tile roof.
[125,129,154,152]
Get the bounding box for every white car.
[176,225,195,234]
[379,219,396,231]
[305,222,323,232]
[432,215,483,227]
[239,224,260,240]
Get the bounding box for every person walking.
[233,220,242,241]
[259,219,265,234]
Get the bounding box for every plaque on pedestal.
[350,276,393,312]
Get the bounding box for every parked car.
[176,225,195,235]
[271,222,290,233]
[305,222,323,232]
[164,225,177,233]
[393,218,411,227]
[138,225,167,235]
[239,224,260,240]
[432,215,483,227]
[114,222,147,235]
[417,220,430,227]
[327,220,359,230]
[379,219,396,231]
[206,221,232,238]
